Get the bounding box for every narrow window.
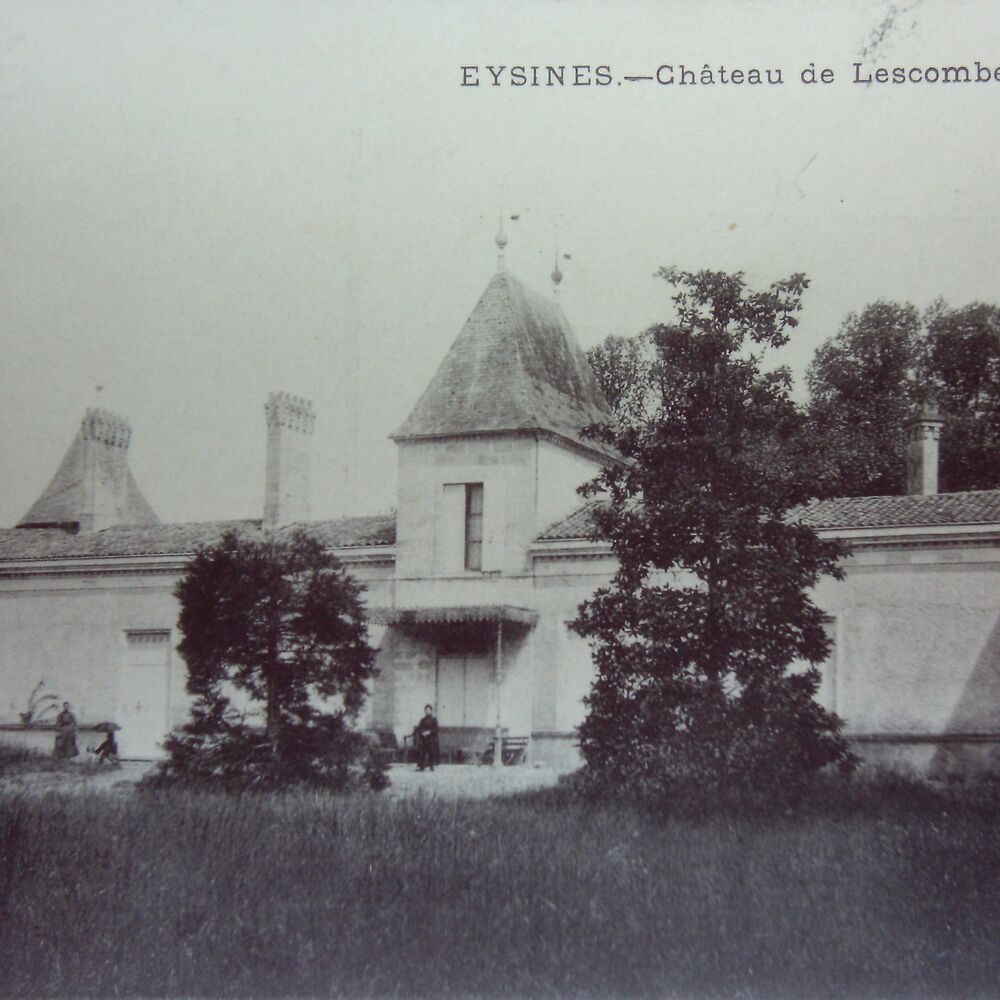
[465,483,484,571]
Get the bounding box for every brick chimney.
[905,401,945,496]
[263,392,315,532]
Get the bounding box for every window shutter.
[481,477,506,571]
[434,483,465,575]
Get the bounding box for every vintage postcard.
[1,2,998,997]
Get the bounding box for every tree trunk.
[266,685,281,756]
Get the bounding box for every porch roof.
[369,604,538,627]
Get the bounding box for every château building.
[1,247,998,775]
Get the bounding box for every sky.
[2,0,1000,527]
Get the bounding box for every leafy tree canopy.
[575,267,854,807]
[924,301,1000,493]
[804,300,1000,497]
[594,298,1000,499]
[803,301,922,498]
[154,529,386,790]
[587,330,659,428]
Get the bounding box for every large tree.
[803,300,1000,497]
[596,299,1000,499]
[156,529,385,790]
[574,267,853,805]
[803,302,921,498]
[924,301,1000,493]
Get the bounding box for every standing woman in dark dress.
[53,701,79,759]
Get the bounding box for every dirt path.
[0,760,570,799]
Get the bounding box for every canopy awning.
[369,604,538,628]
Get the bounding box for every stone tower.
[391,264,617,583]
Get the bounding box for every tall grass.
[0,780,998,998]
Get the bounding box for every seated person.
[92,732,119,764]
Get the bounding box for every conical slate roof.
[18,410,159,531]
[393,270,616,458]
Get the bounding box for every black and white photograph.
[1,1,999,997]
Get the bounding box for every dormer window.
[465,483,484,571]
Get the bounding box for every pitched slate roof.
[537,490,1000,541]
[18,411,159,530]
[393,270,617,458]
[20,466,158,529]
[0,514,396,563]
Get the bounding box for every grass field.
[0,771,998,999]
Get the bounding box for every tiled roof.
[0,514,396,563]
[537,490,1000,541]
[393,270,617,458]
[537,502,604,541]
[794,490,1000,530]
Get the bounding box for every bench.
[479,735,529,766]
[401,726,507,765]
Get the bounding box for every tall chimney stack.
[905,401,945,496]
[78,409,133,533]
[263,392,315,532]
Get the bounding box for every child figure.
[93,731,119,765]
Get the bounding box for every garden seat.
[479,735,529,766]
[401,726,504,764]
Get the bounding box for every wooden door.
[436,654,492,727]
[118,631,171,759]
[436,655,466,725]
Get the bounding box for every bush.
[148,714,388,792]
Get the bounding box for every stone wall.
[396,435,538,579]
[813,539,1000,776]
[528,546,616,766]
[535,438,603,538]
[531,538,1000,776]
[0,552,394,759]
[0,570,182,728]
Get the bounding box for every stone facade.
[1,265,999,775]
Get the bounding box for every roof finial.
[550,224,563,297]
[495,211,508,271]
